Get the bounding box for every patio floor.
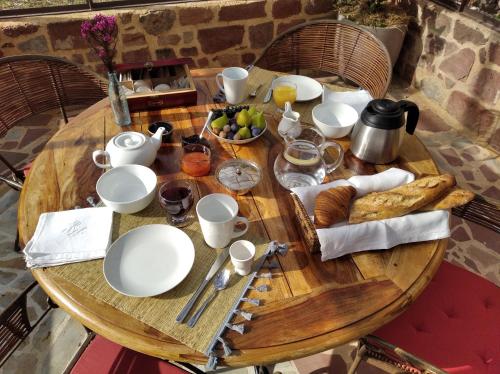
[0,85,498,373]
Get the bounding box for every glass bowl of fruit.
[207,105,267,144]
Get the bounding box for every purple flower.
[80,14,118,73]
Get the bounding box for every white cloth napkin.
[291,168,450,261]
[24,207,113,268]
[322,87,373,115]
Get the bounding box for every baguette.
[419,188,474,211]
[349,174,456,224]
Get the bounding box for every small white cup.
[216,67,248,104]
[229,240,256,276]
[196,193,249,248]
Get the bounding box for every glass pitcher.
[274,127,344,190]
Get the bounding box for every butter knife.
[263,75,278,103]
[176,247,230,323]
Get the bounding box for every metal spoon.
[249,84,262,98]
[199,110,214,139]
[187,269,231,328]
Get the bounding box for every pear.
[251,112,266,129]
[236,109,252,127]
[248,106,257,117]
[211,113,228,130]
[237,126,251,139]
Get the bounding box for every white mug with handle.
[196,193,249,248]
[216,67,249,105]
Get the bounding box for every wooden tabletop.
[18,69,447,367]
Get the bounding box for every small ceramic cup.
[229,240,256,276]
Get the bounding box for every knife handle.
[176,278,209,323]
[263,88,273,103]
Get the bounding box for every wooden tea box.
[115,58,197,112]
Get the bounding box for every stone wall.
[0,0,333,73]
[396,1,499,152]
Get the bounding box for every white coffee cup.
[216,67,248,105]
[229,240,256,276]
[196,193,249,248]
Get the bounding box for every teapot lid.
[361,99,405,130]
[113,132,146,150]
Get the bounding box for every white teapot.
[92,128,165,168]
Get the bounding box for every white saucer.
[274,75,323,102]
[103,224,195,297]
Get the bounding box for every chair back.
[0,55,107,138]
[254,20,392,99]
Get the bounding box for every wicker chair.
[0,54,107,189]
[254,20,392,99]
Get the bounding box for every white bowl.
[312,102,359,138]
[96,165,157,214]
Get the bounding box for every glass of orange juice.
[273,82,297,111]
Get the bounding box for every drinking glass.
[273,82,297,111]
[158,180,194,227]
[181,143,211,177]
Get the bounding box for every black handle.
[400,100,419,135]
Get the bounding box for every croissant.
[314,186,357,228]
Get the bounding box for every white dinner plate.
[273,75,323,102]
[103,224,195,297]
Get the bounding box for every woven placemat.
[47,198,269,354]
[245,66,352,125]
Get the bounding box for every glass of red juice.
[181,143,211,177]
[158,180,194,227]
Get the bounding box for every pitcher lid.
[361,99,405,130]
[113,132,146,150]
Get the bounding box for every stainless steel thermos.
[350,99,419,164]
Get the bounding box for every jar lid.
[216,159,261,194]
[113,132,146,150]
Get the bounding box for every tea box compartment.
[116,58,197,112]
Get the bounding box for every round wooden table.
[18,73,446,367]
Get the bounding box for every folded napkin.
[322,87,373,115]
[291,168,450,261]
[24,207,113,268]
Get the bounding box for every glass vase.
[108,72,131,127]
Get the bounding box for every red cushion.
[375,261,500,374]
[71,335,188,374]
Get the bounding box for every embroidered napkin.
[322,87,373,115]
[24,207,113,268]
[291,168,451,261]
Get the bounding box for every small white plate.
[273,75,323,102]
[103,224,195,297]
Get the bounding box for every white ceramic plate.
[273,75,323,102]
[207,117,267,145]
[103,224,195,297]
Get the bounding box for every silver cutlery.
[187,269,231,328]
[263,75,278,103]
[176,248,230,323]
[199,110,214,139]
[249,84,262,98]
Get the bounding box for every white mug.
[216,67,248,105]
[229,240,256,276]
[196,193,249,248]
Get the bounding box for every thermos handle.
[400,100,419,135]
